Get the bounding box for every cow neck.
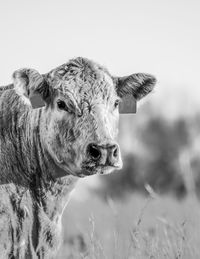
[26,108,78,220]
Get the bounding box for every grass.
[57,181,200,259]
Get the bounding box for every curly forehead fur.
[46,57,117,104]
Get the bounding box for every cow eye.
[57,100,67,110]
[114,100,120,109]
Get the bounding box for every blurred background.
[0,0,200,258]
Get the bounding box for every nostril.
[87,144,101,161]
[113,146,118,158]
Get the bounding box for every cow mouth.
[53,154,121,177]
[81,163,121,176]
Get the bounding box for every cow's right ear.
[13,68,51,108]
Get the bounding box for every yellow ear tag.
[119,96,137,114]
[29,92,45,109]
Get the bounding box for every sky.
[0,0,199,116]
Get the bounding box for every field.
[57,108,200,259]
[58,181,200,259]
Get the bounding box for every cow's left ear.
[13,68,51,108]
[115,73,157,100]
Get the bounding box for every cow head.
[13,58,156,177]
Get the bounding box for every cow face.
[13,58,156,177]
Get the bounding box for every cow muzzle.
[86,142,122,168]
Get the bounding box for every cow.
[0,57,156,258]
